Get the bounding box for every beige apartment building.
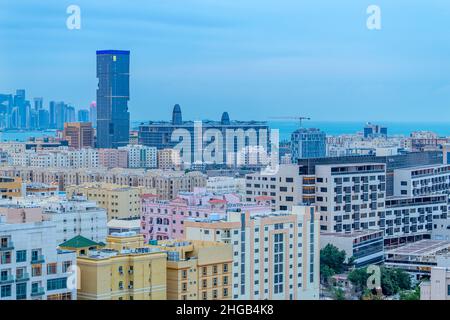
[420,266,450,300]
[60,233,167,300]
[0,167,207,200]
[157,148,181,170]
[148,239,233,300]
[65,183,155,220]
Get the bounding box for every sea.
[2,121,450,142]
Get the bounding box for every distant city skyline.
[2,1,450,122]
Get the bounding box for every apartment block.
[66,183,154,220]
[184,205,320,300]
[141,188,271,242]
[0,196,108,244]
[0,217,77,300]
[118,144,157,169]
[206,176,246,196]
[0,176,24,199]
[62,122,94,149]
[64,232,167,300]
[148,240,233,300]
[245,164,316,211]
[384,194,447,246]
[393,164,450,197]
[315,163,386,233]
[98,148,128,169]
[157,148,181,170]
[0,167,207,199]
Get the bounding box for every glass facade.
[96,50,130,148]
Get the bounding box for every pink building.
[98,148,128,168]
[0,205,43,223]
[140,188,271,242]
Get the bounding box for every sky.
[1,0,450,122]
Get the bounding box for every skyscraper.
[78,109,90,122]
[96,50,130,148]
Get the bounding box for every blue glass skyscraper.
[96,50,130,148]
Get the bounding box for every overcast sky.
[1,0,450,122]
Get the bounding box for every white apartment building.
[384,194,447,245]
[244,164,316,211]
[118,144,157,169]
[38,197,107,244]
[184,205,320,300]
[10,148,99,169]
[0,217,77,300]
[393,164,450,197]
[315,163,386,233]
[206,176,246,195]
[3,196,108,244]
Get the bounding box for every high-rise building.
[62,122,95,149]
[38,109,50,129]
[96,50,130,149]
[184,205,320,300]
[89,101,97,128]
[290,128,326,162]
[77,109,90,123]
[33,97,43,111]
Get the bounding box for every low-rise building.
[320,230,384,267]
[148,239,233,300]
[62,232,167,300]
[206,176,245,195]
[66,183,154,220]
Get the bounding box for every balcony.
[31,287,45,297]
[0,274,14,284]
[31,255,45,264]
[0,241,14,251]
[15,273,30,282]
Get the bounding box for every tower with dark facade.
[96,50,130,148]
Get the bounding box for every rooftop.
[59,235,101,249]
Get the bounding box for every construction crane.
[270,116,311,128]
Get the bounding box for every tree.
[320,244,347,276]
[400,286,420,300]
[349,266,412,297]
[348,267,369,292]
[320,264,335,283]
[333,287,346,300]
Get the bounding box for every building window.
[202,267,207,276]
[31,265,42,277]
[181,269,187,280]
[182,282,187,292]
[47,277,67,291]
[62,261,72,273]
[1,285,11,298]
[47,263,57,275]
[16,250,27,263]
